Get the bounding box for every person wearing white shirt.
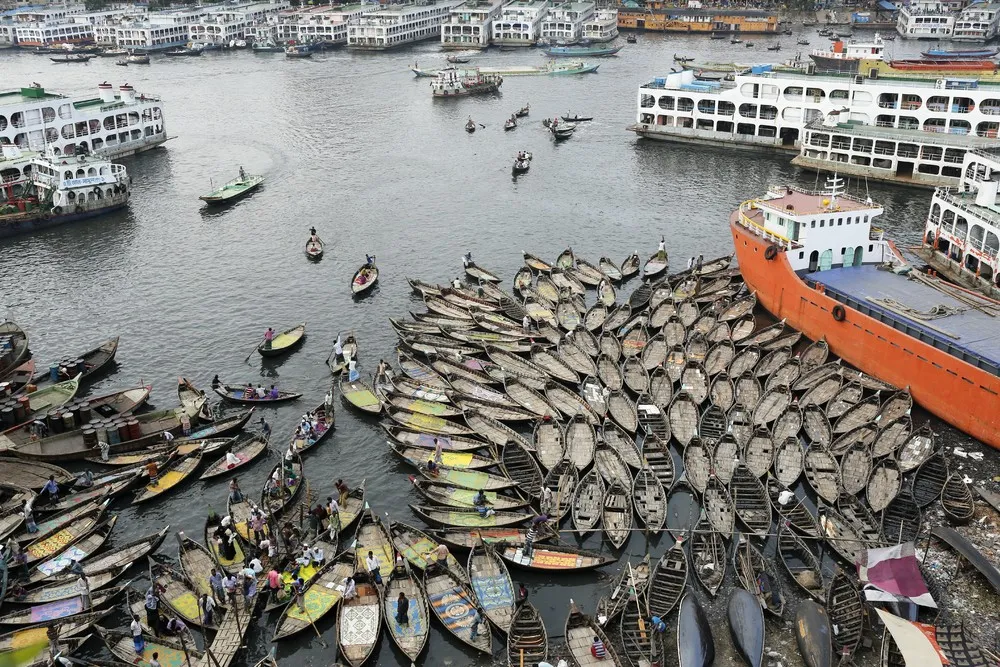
[130,615,144,652]
[249,557,263,574]
[225,451,240,468]
[342,576,356,600]
[365,551,382,585]
[259,538,277,558]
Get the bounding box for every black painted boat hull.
[677,593,714,667]
[728,588,764,667]
[794,601,833,667]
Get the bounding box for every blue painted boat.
[542,44,623,57]
[922,47,998,59]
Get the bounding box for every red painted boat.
[730,180,1000,450]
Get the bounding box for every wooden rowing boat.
[504,378,560,419]
[409,477,526,512]
[273,551,354,640]
[532,420,564,471]
[648,538,687,618]
[881,492,922,544]
[425,563,492,653]
[500,442,543,498]
[839,441,873,497]
[410,504,531,528]
[98,626,203,667]
[565,600,621,666]
[730,464,769,536]
[385,424,490,453]
[468,542,515,633]
[25,513,117,586]
[351,261,379,295]
[689,512,724,597]
[804,442,840,504]
[260,454,304,518]
[0,585,123,625]
[200,433,268,480]
[777,523,824,601]
[508,601,547,667]
[816,502,867,567]
[542,459,577,521]
[572,469,604,536]
[827,569,864,658]
[23,499,110,565]
[132,446,203,504]
[339,574,381,666]
[391,441,498,470]
[213,382,302,404]
[385,518,467,581]
[735,537,784,617]
[382,561,429,662]
[897,423,935,473]
[257,322,306,357]
[150,559,217,629]
[565,414,597,471]
[941,472,975,524]
[418,465,517,491]
[602,482,632,549]
[631,467,666,532]
[911,449,948,507]
[340,374,383,414]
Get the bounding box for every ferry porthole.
[832,305,846,322]
[74,205,84,214]
[764,244,778,261]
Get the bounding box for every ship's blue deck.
[803,265,1000,373]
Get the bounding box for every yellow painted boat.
[132,448,203,504]
[272,552,354,640]
[257,323,306,357]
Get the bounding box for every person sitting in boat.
[476,504,495,518]
[164,617,189,638]
[243,383,255,400]
[590,636,607,660]
[268,385,279,400]
[452,277,462,289]
[473,489,488,506]
[211,375,221,390]
[225,451,240,470]
[426,458,439,476]
[342,575,357,600]
[254,384,266,399]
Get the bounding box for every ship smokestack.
[98,82,115,104]
[119,83,136,104]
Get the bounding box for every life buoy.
[74,205,84,214]
[52,206,62,215]
[832,305,846,322]
[92,187,101,195]
[764,244,778,261]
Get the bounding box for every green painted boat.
[198,169,263,205]
[98,626,204,667]
[16,374,82,426]
[417,466,517,490]
[410,504,532,528]
[339,374,381,414]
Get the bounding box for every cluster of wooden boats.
[1,231,996,667]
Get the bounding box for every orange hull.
[730,215,1000,450]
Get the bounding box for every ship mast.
[825,172,844,209]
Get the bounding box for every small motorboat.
[465,118,476,133]
[797,39,810,45]
[116,59,128,67]
[127,53,150,64]
[446,54,471,64]
[515,104,530,118]
[550,121,576,140]
[561,114,593,122]
[512,152,532,175]
[626,34,637,43]
[164,46,203,56]
[730,37,742,44]
[504,118,517,131]
[673,53,694,63]
[745,41,755,47]
[783,29,793,35]
[767,44,781,51]
[711,32,726,39]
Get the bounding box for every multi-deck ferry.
[731,177,1000,449]
[0,146,130,238]
[0,82,167,160]
[916,146,1000,298]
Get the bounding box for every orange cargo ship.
[730,180,1000,449]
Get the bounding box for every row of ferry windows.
[808,215,869,228]
[642,91,1000,114]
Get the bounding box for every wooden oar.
[244,336,266,363]
[298,593,327,648]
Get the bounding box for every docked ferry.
[632,63,1000,187]
[0,83,167,160]
[731,177,1000,449]
[916,146,1000,298]
[0,146,130,238]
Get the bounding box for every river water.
[0,28,982,667]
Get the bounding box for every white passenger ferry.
[491,0,550,46]
[917,147,1000,295]
[440,0,506,49]
[540,1,594,43]
[0,83,167,160]
[631,65,1000,186]
[347,0,461,50]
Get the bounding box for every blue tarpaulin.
[878,0,898,11]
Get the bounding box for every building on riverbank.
[491,0,549,46]
[539,1,594,43]
[896,0,955,38]
[440,0,507,49]
[275,4,371,46]
[582,6,617,41]
[617,4,777,34]
[953,2,1000,41]
[348,0,461,49]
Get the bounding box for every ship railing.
[737,200,801,250]
[936,188,1000,229]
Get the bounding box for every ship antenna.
[825,171,844,209]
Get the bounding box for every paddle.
[298,593,327,648]
[244,336,266,363]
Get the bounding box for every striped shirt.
[592,639,606,659]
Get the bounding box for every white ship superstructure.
[0,24,17,48]
[920,147,1000,292]
[441,0,506,49]
[0,83,166,160]
[348,0,461,50]
[632,67,1000,154]
[189,2,289,46]
[491,0,549,46]
[540,1,593,42]
[581,7,617,42]
[276,4,370,45]
[953,2,1000,41]
[896,0,955,38]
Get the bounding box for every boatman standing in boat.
[657,235,666,260]
[263,327,274,351]
[239,166,247,181]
